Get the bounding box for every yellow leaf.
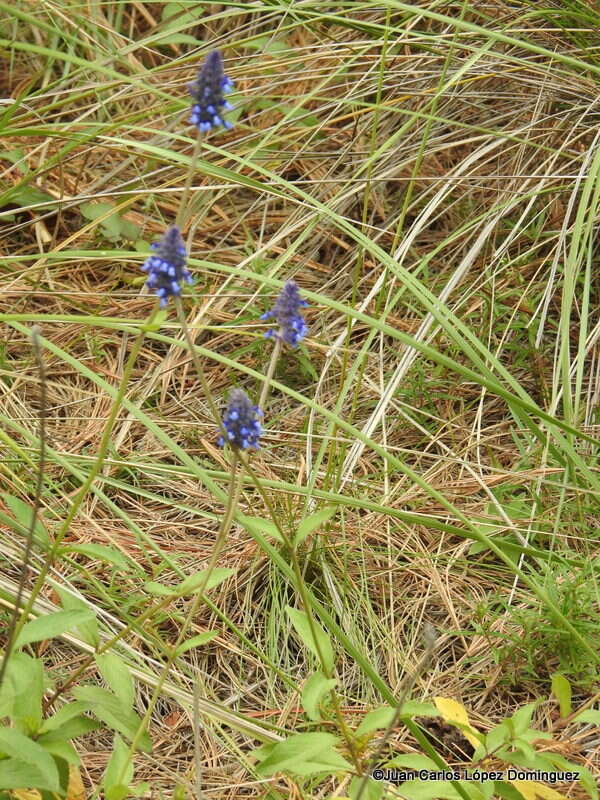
[433,696,482,748]
[511,781,568,800]
[66,765,86,800]
[11,792,41,800]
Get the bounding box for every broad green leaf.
[15,609,94,649]
[0,653,43,733]
[386,755,439,770]
[5,186,54,209]
[349,775,385,800]
[96,653,135,708]
[177,567,234,595]
[176,631,219,655]
[245,36,290,54]
[156,33,199,45]
[538,752,598,800]
[512,701,540,735]
[104,733,133,800]
[145,567,234,597]
[487,781,525,800]
[62,543,130,571]
[550,674,571,718]
[36,731,80,765]
[1,493,49,548]
[72,687,151,753]
[80,201,116,221]
[0,758,58,791]
[55,586,99,649]
[0,148,27,170]
[40,714,98,741]
[301,672,336,721]
[286,606,334,674]
[40,700,94,733]
[255,732,351,777]
[572,709,600,725]
[0,728,59,791]
[296,507,336,546]
[239,514,284,543]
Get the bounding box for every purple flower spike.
[260,280,309,347]
[141,225,193,308]
[217,389,263,450]
[188,51,234,134]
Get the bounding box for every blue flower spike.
[217,389,263,451]
[188,50,234,133]
[260,280,309,348]
[141,225,193,308]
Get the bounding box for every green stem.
[176,135,203,231]
[258,337,282,411]
[236,453,361,769]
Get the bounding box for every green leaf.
[286,606,334,674]
[37,732,80,765]
[0,758,58,791]
[96,653,135,708]
[104,733,133,800]
[15,609,95,648]
[539,752,598,800]
[254,732,352,777]
[239,514,284,543]
[176,631,219,655]
[1,493,49,548]
[0,148,27,170]
[0,652,43,733]
[551,673,572,717]
[572,709,600,725]
[349,775,385,800]
[40,700,94,733]
[177,567,234,595]
[156,32,199,45]
[511,700,539,735]
[61,543,131,570]
[245,36,290,54]
[493,781,529,800]
[80,202,136,242]
[386,755,439,771]
[0,728,60,791]
[301,672,336,721]
[145,567,234,597]
[55,586,99,648]
[80,201,116,221]
[72,687,151,753]
[5,185,54,209]
[296,507,336,546]
[40,713,99,741]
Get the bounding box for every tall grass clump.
[0,2,599,799]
